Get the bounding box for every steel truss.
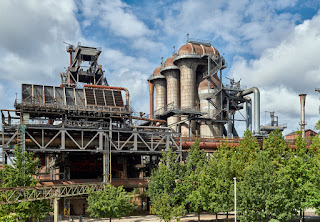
[0,182,106,204]
[2,125,181,153]
[2,124,182,182]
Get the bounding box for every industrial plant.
[0,38,309,219]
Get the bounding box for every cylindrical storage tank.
[174,43,221,137]
[176,60,197,137]
[198,77,221,137]
[174,43,200,137]
[150,67,167,115]
[161,56,180,131]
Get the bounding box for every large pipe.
[237,87,260,135]
[131,116,166,123]
[244,96,252,132]
[178,140,240,149]
[178,140,302,150]
[84,84,130,107]
[299,94,307,139]
[148,81,154,118]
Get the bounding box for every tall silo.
[173,42,221,137]
[149,67,167,115]
[161,55,180,130]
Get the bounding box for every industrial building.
[147,39,282,144]
[0,39,294,217]
[0,44,181,216]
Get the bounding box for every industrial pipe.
[244,96,252,132]
[299,94,307,139]
[111,178,148,188]
[131,116,166,124]
[237,87,260,135]
[84,84,130,107]
[148,81,154,118]
[177,140,240,149]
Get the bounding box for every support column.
[109,118,112,182]
[61,130,65,149]
[54,198,59,222]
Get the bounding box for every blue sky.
[0,0,320,136]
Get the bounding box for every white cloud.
[0,0,82,112]
[99,48,157,112]
[230,12,320,134]
[80,0,152,38]
[161,0,299,56]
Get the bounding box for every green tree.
[262,130,291,168]
[207,141,235,219]
[231,129,259,180]
[148,148,186,222]
[262,130,297,221]
[183,140,208,222]
[283,134,320,222]
[238,152,281,222]
[0,145,51,221]
[87,184,135,222]
[151,191,185,222]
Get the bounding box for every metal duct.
[244,96,252,132]
[237,87,260,135]
[148,81,154,118]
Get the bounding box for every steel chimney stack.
[299,94,307,139]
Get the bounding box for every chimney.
[148,80,154,118]
[299,94,307,139]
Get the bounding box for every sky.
[0,0,320,136]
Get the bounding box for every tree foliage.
[148,148,186,221]
[0,146,51,221]
[151,191,185,222]
[148,129,320,221]
[87,184,135,221]
[183,140,208,221]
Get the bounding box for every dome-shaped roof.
[164,56,175,67]
[178,43,220,57]
[152,66,161,76]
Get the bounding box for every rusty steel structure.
[0,44,182,219]
[0,39,294,219]
[148,38,262,139]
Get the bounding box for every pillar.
[54,198,59,222]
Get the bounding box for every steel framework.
[2,122,182,182]
[0,182,106,204]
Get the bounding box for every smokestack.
[148,81,154,118]
[299,94,307,139]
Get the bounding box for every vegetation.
[87,184,135,222]
[0,145,52,221]
[148,148,186,221]
[148,129,320,221]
